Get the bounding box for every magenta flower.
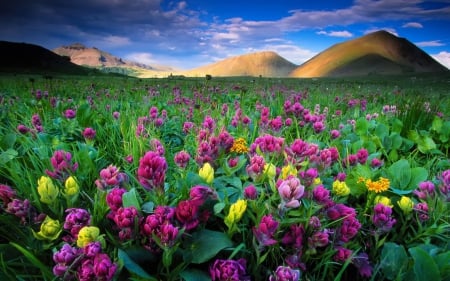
[17,124,30,134]
[337,216,361,242]
[372,203,396,233]
[113,206,139,229]
[370,158,383,168]
[83,241,102,258]
[308,230,329,248]
[96,165,129,190]
[244,185,258,200]
[112,111,120,119]
[352,253,373,278]
[137,151,167,190]
[45,150,78,181]
[414,181,435,199]
[93,253,117,280]
[313,121,325,133]
[210,258,250,281]
[246,155,266,180]
[82,127,96,140]
[174,150,191,169]
[269,266,301,281]
[253,214,279,249]
[64,109,76,119]
[312,185,331,205]
[53,243,82,278]
[334,247,353,263]
[326,203,356,220]
[330,129,340,139]
[159,223,180,247]
[414,202,429,222]
[0,184,16,207]
[356,148,368,164]
[175,199,201,231]
[278,176,305,208]
[189,185,217,206]
[281,224,304,250]
[6,199,31,224]
[106,187,126,213]
[250,134,284,155]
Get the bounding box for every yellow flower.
[64,176,79,197]
[199,162,214,184]
[33,216,62,241]
[280,164,297,180]
[332,180,350,196]
[398,196,414,215]
[263,163,277,179]
[224,199,247,228]
[313,178,322,185]
[374,195,393,207]
[366,177,390,193]
[77,226,100,248]
[230,138,249,154]
[37,176,59,204]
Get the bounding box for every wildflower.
[374,195,393,207]
[398,196,414,215]
[199,162,214,184]
[96,165,128,190]
[337,216,361,242]
[37,176,59,204]
[414,202,429,222]
[253,214,279,248]
[64,109,76,119]
[244,185,258,200]
[264,163,277,180]
[210,258,250,281]
[370,158,383,168]
[64,176,79,197]
[137,151,167,190]
[281,224,304,250]
[352,253,373,278]
[308,230,329,248]
[224,199,247,229]
[93,253,118,280]
[53,243,82,278]
[33,216,62,241]
[82,127,96,140]
[0,184,16,207]
[330,129,340,139]
[246,155,266,181]
[189,185,217,206]
[64,208,91,239]
[6,199,31,224]
[269,266,301,281]
[106,187,126,213]
[414,181,435,199]
[112,111,120,119]
[175,199,201,231]
[227,156,239,168]
[230,137,249,154]
[174,150,191,169]
[159,223,180,247]
[125,155,133,163]
[356,148,368,164]
[84,241,102,258]
[17,124,30,134]
[312,185,331,205]
[334,247,353,263]
[280,164,297,180]
[326,204,356,220]
[278,176,305,209]
[372,203,396,233]
[313,121,325,133]
[113,207,140,239]
[46,150,78,181]
[332,180,350,196]
[77,226,100,248]
[365,177,390,193]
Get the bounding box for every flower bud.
[64,176,79,197]
[37,176,59,204]
[264,163,277,179]
[34,216,62,241]
[332,180,350,196]
[224,199,247,228]
[374,195,393,207]
[398,196,414,215]
[199,162,214,184]
[77,226,100,248]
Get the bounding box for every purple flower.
[308,230,329,248]
[112,111,120,119]
[337,217,361,242]
[83,241,102,258]
[313,121,325,133]
[330,129,340,139]
[137,151,167,190]
[45,150,78,181]
[244,185,258,200]
[64,208,91,239]
[17,124,30,134]
[356,148,368,164]
[174,151,191,169]
[372,203,396,233]
[312,185,331,205]
[370,158,383,168]
[53,243,82,278]
[189,185,217,206]
[414,181,435,199]
[106,187,126,213]
[246,155,266,180]
[96,165,128,189]
[326,204,356,220]
[113,206,139,228]
[175,199,201,231]
[93,253,117,280]
[253,214,279,249]
[334,247,353,263]
[159,223,180,247]
[0,184,16,207]
[414,202,429,222]
[82,127,96,140]
[6,199,31,224]
[352,253,373,278]
[281,224,304,250]
[210,258,250,281]
[269,266,301,281]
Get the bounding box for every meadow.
[0,73,449,281]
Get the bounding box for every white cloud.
[402,22,423,28]
[416,40,445,47]
[102,35,131,46]
[316,30,354,38]
[125,52,157,65]
[432,51,450,69]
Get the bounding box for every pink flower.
[175,199,201,231]
[308,230,329,248]
[93,253,117,281]
[45,150,78,181]
[82,127,96,140]
[372,203,396,233]
[278,176,305,208]
[414,202,429,222]
[174,151,190,169]
[0,184,16,207]
[244,185,258,200]
[253,214,279,249]
[137,151,167,190]
[281,224,304,250]
[64,208,91,240]
[330,129,340,139]
[337,217,361,242]
[106,187,126,213]
[334,247,353,263]
[269,266,301,281]
[210,258,250,281]
[64,109,76,119]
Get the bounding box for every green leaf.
[118,249,157,280]
[380,242,409,280]
[431,117,443,132]
[123,188,141,210]
[9,242,54,279]
[417,136,436,153]
[355,118,369,136]
[141,201,155,213]
[0,133,16,150]
[435,251,450,280]
[184,229,233,264]
[375,123,389,140]
[391,118,403,134]
[214,202,226,215]
[0,148,18,165]
[409,246,440,281]
[180,268,211,281]
[388,159,411,189]
[408,167,428,190]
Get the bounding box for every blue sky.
[1,0,449,69]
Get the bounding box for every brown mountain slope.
[289,30,448,78]
[182,51,298,77]
[0,41,92,75]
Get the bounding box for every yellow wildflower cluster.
[332,180,350,196]
[365,177,390,193]
[374,195,393,207]
[224,199,247,228]
[230,138,249,154]
[199,162,214,184]
[398,196,414,215]
[280,164,297,180]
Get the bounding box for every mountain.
[289,30,448,78]
[182,51,298,77]
[53,43,175,77]
[0,41,93,75]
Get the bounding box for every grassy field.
[0,72,449,281]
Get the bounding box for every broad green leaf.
[408,167,428,190]
[380,242,409,280]
[184,229,233,264]
[214,202,226,215]
[123,188,141,210]
[118,249,156,280]
[435,251,450,280]
[141,201,155,213]
[355,118,369,136]
[431,117,443,132]
[0,148,18,165]
[388,159,411,189]
[1,133,16,150]
[407,130,420,142]
[391,133,403,150]
[417,136,436,153]
[409,246,440,281]
[180,268,211,281]
[375,123,389,139]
